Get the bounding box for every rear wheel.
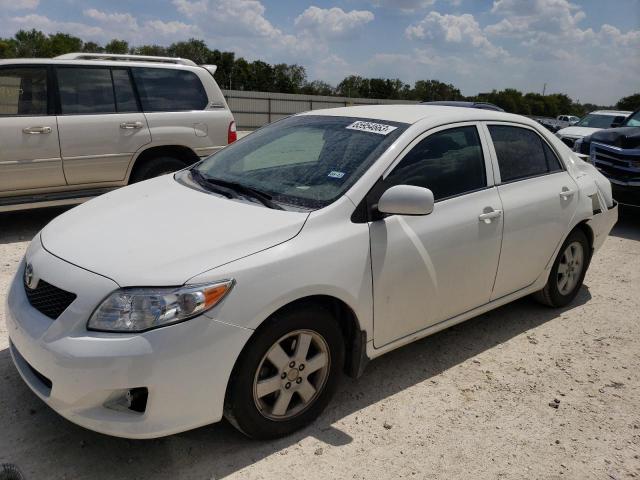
[224,305,344,439]
[130,155,186,183]
[534,228,590,307]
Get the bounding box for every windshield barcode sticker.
[346,121,397,135]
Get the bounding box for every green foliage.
[104,39,129,54]
[616,93,640,111]
[0,28,629,111]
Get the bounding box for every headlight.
[88,280,234,332]
[573,139,582,152]
[555,133,563,139]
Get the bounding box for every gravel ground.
[0,205,639,480]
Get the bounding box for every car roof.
[299,104,530,126]
[0,58,200,70]
[421,101,504,112]
[590,110,632,116]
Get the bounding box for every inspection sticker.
[328,171,345,179]
[346,121,397,135]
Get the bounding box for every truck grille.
[24,277,77,320]
[592,142,640,183]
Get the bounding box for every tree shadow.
[0,207,72,246]
[0,286,591,479]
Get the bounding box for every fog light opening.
[126,387,148,413]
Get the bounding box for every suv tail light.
[228,120,237,144]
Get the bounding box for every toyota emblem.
[24,263,36,290]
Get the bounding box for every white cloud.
[294,7,374,39]
[0,0,38,11]
[406,11,508,58]
[368,0,436,12]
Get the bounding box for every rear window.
[132,68,208,112]
[57,67,116,114]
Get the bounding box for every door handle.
[22,126,52,134]
[559,187,576,200]
[120,121,143,129]
[478,209,503,224]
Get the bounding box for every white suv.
[0,53,236,212]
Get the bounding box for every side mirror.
[611,121,622,128]
[377,185,434,216]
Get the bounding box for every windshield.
[577,114,625,128]
[624,111,640,127]
[194,115,408,209]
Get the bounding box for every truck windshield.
[194,115,408,209]
[624,111,640,127]
[577,114,625,128]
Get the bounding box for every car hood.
[557,126,602,138]
[41,174,309,286]
[587,126,640,149]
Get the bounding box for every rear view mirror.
[377,185,434,216]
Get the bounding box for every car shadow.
[610,205,640,242]
[0,206,72,246]
[0,286,592,479]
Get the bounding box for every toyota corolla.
[5,105,618,439]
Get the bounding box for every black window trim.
[53,64,143,116]
[484,121,567,186]
[0,64,53,117]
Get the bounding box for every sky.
[1,0,639,105]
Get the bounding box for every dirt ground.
[1,206,639,480]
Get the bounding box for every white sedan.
[6,105,618,439]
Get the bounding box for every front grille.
[593,143,640,183]
[561,137,576,148]
[24,276,77,320]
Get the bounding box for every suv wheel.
[534,228,590,307]
[224,305,344,439]
[131,155,186,183]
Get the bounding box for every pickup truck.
[535,115,580,133]
[574,108,640,207]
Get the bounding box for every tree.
[336,75,369,98]
[0,38,17,58]
[302,80,334,96]
[105,39,129,54]
[82,41,103,53]
[273,63,306,93]
[616,93,640,111]
[14,29,49,57]
[167,38,208,64]
[47,33,83,57]
[412,79,463,102]
[133,44,168,56]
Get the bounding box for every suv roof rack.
[54,53,198,66]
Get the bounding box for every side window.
[57,67,115,114]
[111,69,139,113]
[0,67,48,116]
[384,126,487,201]
[488,125,557,182]
[131,68,208,112]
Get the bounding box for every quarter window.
[57,67,115,114]
[0,67,48,116]
[384,126,487,201]
[132,68,207,112]
[488,125,561,182]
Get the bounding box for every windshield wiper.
[191,170,284,210]
[190,169,235,199]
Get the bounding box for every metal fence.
[222,89,418,130]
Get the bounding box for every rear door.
[55,66,151,184]
[485,123,579,299]
[131,67,231,157]
[0,65,65,192]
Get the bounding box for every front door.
[55,66,151,185]
[369,124,503,348]
[485,123,579,299]
[0,66,65,192]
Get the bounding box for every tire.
[130,155,186,183]
[534,228,591,307]
[224,305,345,439]
[0,464,26,480]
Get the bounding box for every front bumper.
[5,240,252,439]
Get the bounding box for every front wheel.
[534,228,590,307]
[224,306,344,439]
